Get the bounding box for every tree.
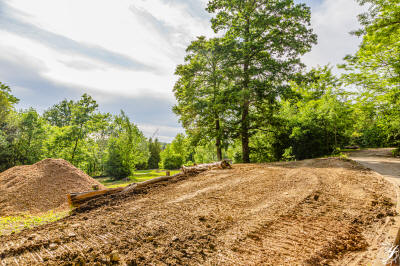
[206,0,317,162]
[105,111,149,179]
[43,94,109,171]
[159,134,192,169]
[0,82,19,105]
[43,99,74,127]
[148,138,161,169]
[0,83,20,171]
[0,82,19,125]
[174,37,229,160]
[250,66,354,161]
[14,108,47,164]
[342,0,400,151]
[69,94,99,162]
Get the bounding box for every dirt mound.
[0,159,105,216]
[0,158,398,265]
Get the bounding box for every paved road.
[348,148,400,186]
[348,148,400,264]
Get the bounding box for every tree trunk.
[71,125,83,163]
[241,18,251,163]
[241,99,250,163]
[71,137,79,163]
[215,118,222,161]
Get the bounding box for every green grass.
[0,210,69,236]
[97,169,181,188]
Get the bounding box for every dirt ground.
[0,157,398,265]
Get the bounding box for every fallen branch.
[68,187,124,207]
[123,160,231,194]
[122,173,184,194]
[69,161,232,207]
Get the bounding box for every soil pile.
[0,159,105,216]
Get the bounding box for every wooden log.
[181,160,231,175]
[71,160,232,205]
[68,187,124,207]
[124,161,231,194]
[122,173,183,194]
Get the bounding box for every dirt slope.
[0,158,397,265]
[0,159,105,216]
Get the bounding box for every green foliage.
[1,0,398,173]
[43,99,74,127]
[205,0,317,162]
[14,108,48,164]
[0,82,19,105]
[42,94,110,173]
[0,84,152,177]
[96,169,181,188]
[225,140,242,163]
[105,138,130,179]
[148,138,161,169]
[393,148,400,157]
[279,67,354,160]
[193,142,219,164]
[105,111,149,179]
[342,0,400,150]
[159,134,192,169]
[173,36,228,161]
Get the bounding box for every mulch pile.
[0,159,105,216]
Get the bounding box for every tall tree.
[148,138,161,169]
[43,99,74,127]
[207,0,317,162]
[15,108,48,164]
[105,111,150,179]
[70,94,99,163]
[173,37,228,160]
[342,0,400,151]
[0,83,19,171]
[43,94,106,168]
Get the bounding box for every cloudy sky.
[0,0,366,142]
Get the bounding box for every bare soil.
[0,159,105,216]
[0,157,398,265]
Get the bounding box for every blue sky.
[0,0,366,142]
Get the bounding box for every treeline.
[0,87,162,178]
[0,85,230,176]
[171,0,400,163]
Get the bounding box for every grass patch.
[97,169,181,188]
[0,210,69,236]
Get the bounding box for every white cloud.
[302,0,367,70]
[2,0,213,101]
[0,0,367,141]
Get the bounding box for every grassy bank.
[97,169,181,188]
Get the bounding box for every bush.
[105,140,130,179]
[162,154,183,170]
